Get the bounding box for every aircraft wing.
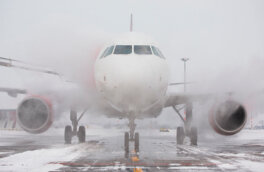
[164,92,212,107]
[0,87,27,98]
[0,56,116,113]
[164,88,264,108]
[0,56,64,98]
[0,57,60,76]
[164,81,237,107]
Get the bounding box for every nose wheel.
[134,132,139,152]
[124,132,129,153]
[124,132,140,153]
[124,116,139,154]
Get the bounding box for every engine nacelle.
[17,96,53,134]
[209,100,247,135]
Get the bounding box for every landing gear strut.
[128,116,136,140]
[173,103,198,145]
[124,116,139,153]
[124,132,129,153]
[64,109,87,144]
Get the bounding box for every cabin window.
[114,45,132,54]
[134,45,152,55]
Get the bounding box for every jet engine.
[17,96,53,134]
[209,100,247,135]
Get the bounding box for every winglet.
[130,13,133,32]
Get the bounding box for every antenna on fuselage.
[130,13,133,32]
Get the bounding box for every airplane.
[0,15,247,153]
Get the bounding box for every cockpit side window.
[156,48,165,59]
[134,45,152,55]
[100,47,109,59]
[104,46,114,57]
[151,46,165,59]
[114,45,132,54]
[99,45,114,59]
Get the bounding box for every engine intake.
[209,100,247,135]
[17,96,53,134]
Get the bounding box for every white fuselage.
[94,33,169,115]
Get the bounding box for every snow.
[216,153,248,158]
[238,160,264,172]
[1,127,264,171]
[0,126,123,171]
[0,144,83,172]
[209,159,237,170]
[168,166,209,170]
[0,151,13,155]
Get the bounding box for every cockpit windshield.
[114,45,132,54]
[151,46,165,59]
[134,45,152,55]
[99,45,165,59]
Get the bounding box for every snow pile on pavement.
[238,160,264,172]
[0,144,84,172]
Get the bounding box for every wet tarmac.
[0,127,264,172]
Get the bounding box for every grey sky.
[0,0,264,122]
[1,0,264,84]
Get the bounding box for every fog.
[0,0,264,133]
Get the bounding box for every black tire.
[190,127,198,146]
[78,126,86,143]
[177,127,185,145]
[64,125,72,144]
[135,132,139,152]
[124,132,129,153]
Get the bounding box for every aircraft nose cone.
[95,55,169,112]
[109,63,158,111]
[117,63,150,89]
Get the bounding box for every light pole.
[181,57,189,92]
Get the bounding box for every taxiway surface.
[0,127,264,172]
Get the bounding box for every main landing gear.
[124,116,139,154]
[173,103,198,146]
[64,109,87,144]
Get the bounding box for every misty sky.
[0,0,264,126]
[1,0,264,83]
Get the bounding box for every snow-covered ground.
[0,127,264,171]
[0,126,123,171]
[0,144,81,172]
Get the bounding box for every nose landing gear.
[124,116,140,155]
